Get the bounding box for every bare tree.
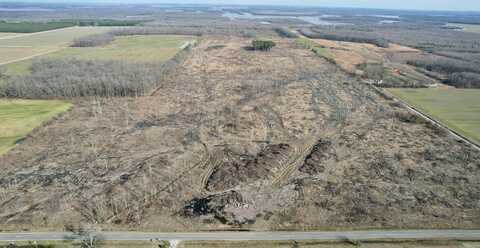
[65,223,103,248]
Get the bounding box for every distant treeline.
[0,44,192,98]
[407,58,480,74]
[66,19,146,27]
[408,58,480,88]
[0,19,146,33]
[111,27,203,36]
[444,72,480,88]
[0,21,73,33]
[299,28,389,48]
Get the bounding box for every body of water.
[0,8,54,12]
[222,12,349,25]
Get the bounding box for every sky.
[4,0,480,11]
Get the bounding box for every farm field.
[47,35,195,63]
[0,32,19,38]
[0,46,57,66]
[0,99,71,155]
[446,23,480,33]
[387,88,480,145]
[0,27,111,65]
[1,35,195,75]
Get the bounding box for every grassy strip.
[0,99,71,155]
[181,240,480,248]
[295,38,334,62]
[387,88,480,145]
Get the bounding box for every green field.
[296,37,333,61]
[48,35,194,62]
[2,35,195,75]
[446,23,480,33]
[388,88,480,145]
[0,100,71,155]
[0,27,111,65]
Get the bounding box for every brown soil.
[312,38,438,87]
[0,35,479,231]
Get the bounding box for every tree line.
[72,33,115,47]
[0,45,191,98]
[274,27,299,38]
[407,57,480,88]
[299,28,389,48]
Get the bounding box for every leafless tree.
[65,223,103,248]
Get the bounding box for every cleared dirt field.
[388,88,480,145]
[0,36,479,231]
[0,27,110,65]
[309,38,436,87]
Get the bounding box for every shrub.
[251,40,276,51]
[357,63,384,80]
[240,30,257,38]
[274,27,299,38]
[72,33,115,47]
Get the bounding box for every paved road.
[0,230,479,241]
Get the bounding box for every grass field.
[48,35,195,63]
[0,100,71,155]
[387,88,480,145]
[1,35,195,75]
[0,32,19,38]
[446,23,480,33]
[0,27,111,65]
